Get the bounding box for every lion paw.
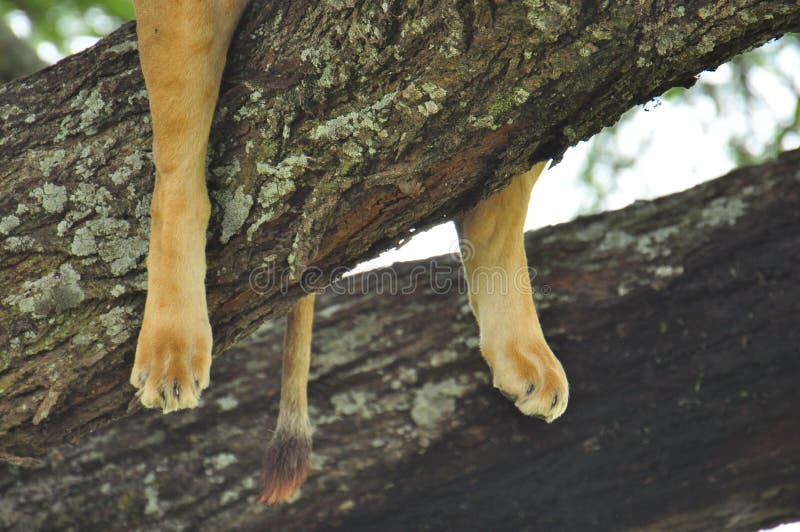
[130,311,212,413]
[483,339,569,423]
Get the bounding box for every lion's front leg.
[458,162,569,422]
[130,0,247,412]
[131,194,213,411]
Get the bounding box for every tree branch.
[0,0,798,459]
[1,150,798,529]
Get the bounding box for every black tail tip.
[259,432,312,504]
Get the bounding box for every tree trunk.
[0,0,798,490]
[1,150,799,530]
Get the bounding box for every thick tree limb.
[1,151,798,530]
[1,1,799,461]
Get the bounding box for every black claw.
[525,383,535,395]
[159,388,167,404]
[551,393,558,409]
[193,378,201,394]
[173,382,181,399]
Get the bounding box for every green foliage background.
[1,0,132,54]
[577,34,800,212]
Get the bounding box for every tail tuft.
[259,430,312,504]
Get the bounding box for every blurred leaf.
[0,0,132,56]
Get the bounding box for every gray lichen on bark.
[1,151,798,529]
[0,0,799,462]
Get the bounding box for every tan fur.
[259,294,315,504]
[458,163,568,421]
[130,0,248,412]
[131,1,568,504]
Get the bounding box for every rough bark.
[1,151,798,530]
[1,0,799,467]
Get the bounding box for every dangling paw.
[130,309,212,413]
[482,338,569,422]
